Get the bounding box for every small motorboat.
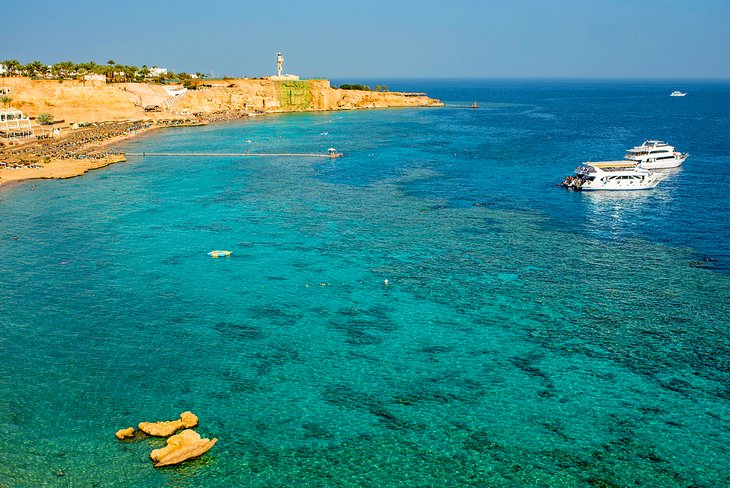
[670,91,687,97]
[207,250,232,258]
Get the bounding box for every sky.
[3,0,729,79]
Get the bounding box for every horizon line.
[325,76,730,81]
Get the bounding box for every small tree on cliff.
[140,65,151,80]
[37,113,54,125]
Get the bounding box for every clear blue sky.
[3,0,729,78]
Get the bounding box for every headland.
[0,77,442,186]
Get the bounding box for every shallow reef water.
[0,80,729,486]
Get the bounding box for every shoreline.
[0,120,200,189]
[0,104,442,190]
[1,76,442,190]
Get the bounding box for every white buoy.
[384,279,389,286]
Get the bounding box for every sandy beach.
[0,119,204,187]
[0,155,127,186]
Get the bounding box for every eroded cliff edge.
[4,77,442,123]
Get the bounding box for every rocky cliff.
[1,77,442,123]
[176,79,442,113]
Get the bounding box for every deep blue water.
[1,80,729,486]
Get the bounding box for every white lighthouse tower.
[270,52,299,80]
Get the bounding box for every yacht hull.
[574,177,663,191]
[638,155,687,170]
[579,184,659,191]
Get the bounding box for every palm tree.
[126,65,140,80]
[25,60,45,77]
[0,96,12,108]
[52,60,76,78]
[82,61,103,75]
[1,59,22,76]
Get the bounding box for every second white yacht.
[624,140,688,169]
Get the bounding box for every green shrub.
[37,113,54,125]
[339,84,371,91]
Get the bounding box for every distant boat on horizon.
[670,91,687,97]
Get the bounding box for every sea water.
[0,80,729,486]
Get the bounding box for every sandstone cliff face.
[3,78,148,122]
[175,79,442,113]
[1,77,441,123]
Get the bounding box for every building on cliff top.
[267,52,299,81]
[150,67,168,77]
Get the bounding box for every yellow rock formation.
[138,411,199,437]
[115,427,135,440]
[149,429,217,468]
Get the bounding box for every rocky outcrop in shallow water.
[150,429,217,467]
[138,411,199,437]
[115,427,135,440]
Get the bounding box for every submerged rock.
[138,411,199,437]
[115,427,135,440]
[150,429,217,467]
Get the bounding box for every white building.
[0,64,7,76]
[163,85,187,97]
[149,66,168,77]
[0,109,34,139]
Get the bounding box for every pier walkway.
[125,152,343,158]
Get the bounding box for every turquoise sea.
[1,80,729,486]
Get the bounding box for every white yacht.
[563,162,665,191]
[670,91,687,97]
[624,140,688,169]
